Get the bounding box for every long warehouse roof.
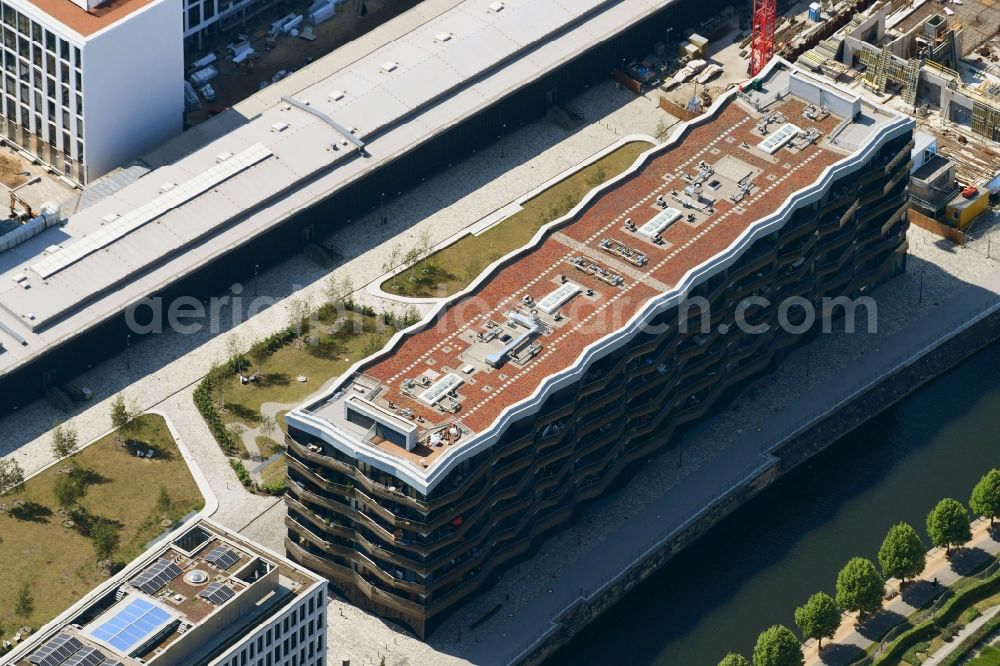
[0,0,672,375]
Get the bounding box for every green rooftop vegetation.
[0,415,203,640]
[381,140,653,299]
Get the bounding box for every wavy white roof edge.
[286,58,914,494]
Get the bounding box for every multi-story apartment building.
[283,61,915,638]
[6,519,327,666]
[0,0,182,184]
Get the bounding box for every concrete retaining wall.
[515,295,1000,666]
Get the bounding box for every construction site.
[182,0,424,125]
[614,0,999,242]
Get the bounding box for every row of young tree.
[717,469,1000,666]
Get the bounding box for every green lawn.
[971,646,1000,665]
[217,313,397,428]
[0,414,203,636]
[382,140,653,298]
[260,456,287,489]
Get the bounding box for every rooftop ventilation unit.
[757,123,801,154]
[380,61,398,73]
[488,1,504,12]
[637,207,682,240]
[435,32,452,42]
[271,121,289,132]
[537,281,581,314]
[328,90,345,101]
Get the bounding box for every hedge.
[937,610,1000,666]
[872,567,1000,665]
[194,370,235,454]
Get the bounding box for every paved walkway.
[804,520,1000,665]
[4,61,1000,666]
[922,603,1000,666]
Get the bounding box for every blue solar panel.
[88,598,173,655]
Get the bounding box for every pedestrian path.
[805,520,1000,666]
[922,603,1000,666]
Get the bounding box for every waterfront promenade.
[806,520,1000,665]
[448,264,1000,666]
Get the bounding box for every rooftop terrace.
[13,520,322,666]
[22,0,161,38]
[290,63,908,488]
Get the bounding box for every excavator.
[9,189,33,221]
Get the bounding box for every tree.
[752,625,803,666]
[53,471,86,512]
[109,394,133,445]
[286,296,312,338]
[225,333,244,375]
[226,423,246,456]
[324,274,354,307]
[156,485,171,515]
[794,592,840,650]
[382,245,403,289]
[970,469,1000,527]
[90,519,120,561]
[259,415,277,443]
[13,581,33,621]
[51,421,79,460]
[0,458,25,498]
[878,522,926,583]
[718,653,750,666]
[835,557,884,618]
[926,498,972,553]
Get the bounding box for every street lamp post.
[500,123,506,158]
[254,264,259,299]
[380,192,386,225]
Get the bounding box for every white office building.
[6,519,328,666]
[0,0,183,184]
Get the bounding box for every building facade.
[7,519,327,666]
[183,0,283,49]
[0,0,183,184]
[283,63,914,638]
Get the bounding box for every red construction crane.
[749,0,777,76]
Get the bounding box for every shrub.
[193,373,235,454]
[229,459,255,491]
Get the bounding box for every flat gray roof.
[0,0,672,374]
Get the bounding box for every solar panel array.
[30,143,273,279]
[27,633,82,666]
[204,545,239,569]
[87,597,174,655]
[198,581,236,606]
[129,558,182,595]
[61,647,108,666]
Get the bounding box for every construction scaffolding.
[972,93,1000,142]
[859,46,921,106]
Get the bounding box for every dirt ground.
[0,152,27,189]
[186,0,424,125]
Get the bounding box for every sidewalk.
[922,604,1000,666]
[805,520,1000,666]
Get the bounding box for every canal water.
[544,339,1000,666]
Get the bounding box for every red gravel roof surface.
[335,93,852,466]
